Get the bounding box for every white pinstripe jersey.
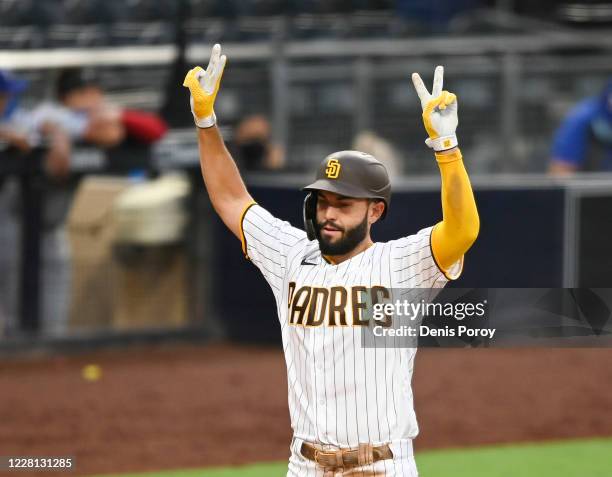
[241,204,462,448]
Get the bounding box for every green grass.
[95,437,612,477]
[416,438,612,477]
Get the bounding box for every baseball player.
[184,44,479,476]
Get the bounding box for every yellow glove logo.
[325,159,341,179]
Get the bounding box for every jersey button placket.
[309,330,325,441]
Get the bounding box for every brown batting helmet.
[302,150,391,240]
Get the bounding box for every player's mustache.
[318,221,344,232]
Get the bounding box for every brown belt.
[301,442,393,469]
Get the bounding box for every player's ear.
[368,200,385,224]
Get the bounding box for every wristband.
[425,134,458,152]
[194,112,216,129]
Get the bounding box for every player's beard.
[316,213,369,256]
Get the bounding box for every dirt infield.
[0,344,611,476]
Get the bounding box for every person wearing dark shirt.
[232,115,284,171]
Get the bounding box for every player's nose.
[323,206,340,222]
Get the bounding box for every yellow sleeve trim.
[239,200,258,260]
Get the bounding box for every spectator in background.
[0,70,73,336]
[0,71,31,151]
[54,68,125,147]
[54,68,167,147]
[0,71,71,178]
[353,130,402,179]
[232,114,284,171]
[549,80,612,175]
[1,67,169,337]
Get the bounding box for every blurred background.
[0,1,611,476]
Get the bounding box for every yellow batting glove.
[183,43,227,128]
[412,66,459,152]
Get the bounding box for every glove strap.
[194,112,216,129]
[425,134,458,152]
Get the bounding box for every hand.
[412,66,458,152]
[0,128,31,153]
[182,43,227,129]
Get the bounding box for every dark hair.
[56,68,99,99]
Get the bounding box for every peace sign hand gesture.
[412,66,459,152]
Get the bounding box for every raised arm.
[183,44,254,238]
[412,66,479,277]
